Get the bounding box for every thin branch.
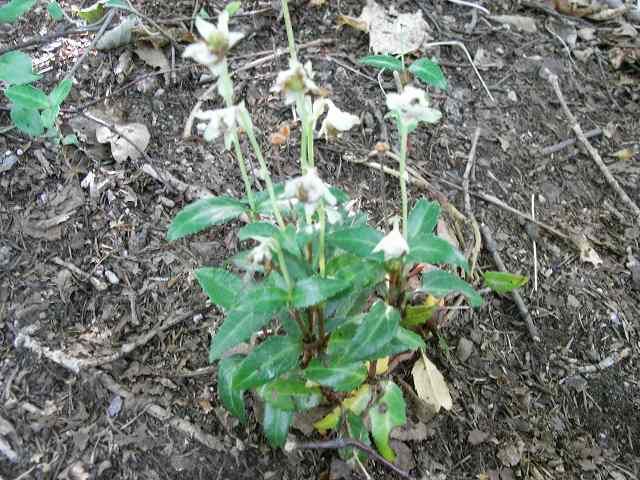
[291,438,416,480]
[540,127,602,155]
[562,347,631,374]
[446,0,491,15]
[463,127,482,278]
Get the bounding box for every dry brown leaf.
[411,352,452,414]
[134,47,170,84]
[96,123,150,163]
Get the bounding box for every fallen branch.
[547,73,640,224]
[141,163,212,200]
[480,223,541,342]
[540,128,602,156]
[289,438,415,480]
[463,127,482,279]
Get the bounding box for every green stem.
[306,117,314,168]
[399,125,409,239]
[280,0,297,62]
[318,201,326,277]
[238,107,286,229]
[274,241,293,293]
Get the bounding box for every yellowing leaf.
[342,384,371,414]
[313,406,340,434]
[411,352,452,414]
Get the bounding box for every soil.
[1,1,640,479]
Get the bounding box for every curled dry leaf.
[411,352,452,415]
[96,123,150,163]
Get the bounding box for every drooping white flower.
[386,85,442,128]
[247,237,274,268]
[194,105,238,147]
[372,221,409,261]
[314,99,361,140]
[282,168,336,216]
[182,14,244,73]
[272,60,322,105]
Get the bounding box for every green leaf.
[0,51,41,84]
[409,58,447,91]
[340,411,371,462]
[326,322,358,359]
[407,199,440,241]
[105,0,128,8]
[47,1,64,20]
[208,284,288,361]
[78,1,106,22]
[327,226,383,259]
[304,359,367,392]
[257,377,322,412]
[10,105,44,136]
[483,271,528,294]
[197,7,210,18]
[217,355,247,422]
[408,234,469,272]
[62,134,78,145]
[359,55,403,72]
[292,276,350,308]
[402,304,438,327]
[262,403,293,448]
[224,1,241,16]
[375,326,426,357]
[40,105,59,129]
[49,79,72,105]
[342,301,399,362]
[238,221,278,241]
[233,336,302,390]
[326,254,385,289]
[167,196,247,241]
[195,267,242,310]
[369,381,406,461]
[6,84,50,110]
[0,0,37,23]
[421,269,483,307]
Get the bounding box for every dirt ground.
[1,0,640,479]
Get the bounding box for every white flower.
[247,237,274,268]
[195,105,238,148]
[282,168,336,216]
[182,14,244,72]
[386,85,442,128]
[272,60,322,105]
[372,221,409,261]
[314,99,360,140]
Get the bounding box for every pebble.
[105,270,120,285]
[457,337,474,363]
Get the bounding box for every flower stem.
[280,0,297,62]
[238,107,286,229]
[318,201,326,277]
[274,240,293,293]
[399,124,409,238]
[306,118,314,168]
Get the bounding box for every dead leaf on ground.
[572,233,603,267]
[96,17,138,50]
[497,440,524,467]
[96,123,150,163]
[412,352,452,415]
[134,47,170,84]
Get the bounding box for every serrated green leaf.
[0,51,41,84]
[326,254,385,289]
[369,381,406,461]
[0,0,37,23]
[49,79,72,105]
[326,322,358,359]
[224,1,241,16]
[409,58,447,91]
[327,226,384,259]
[408,234,469,272]
[218,355,247,423]
[342,301,399,362]
[40,105,59,129]
[375,326,426,358]
[195,267,242,310]
[262,403,293,448]
[78,1,106,22]
[47,1,64,20]
[233,336,302,390]
[10,105,44,136]
[407,199,440,241]
[208,284,288,361]
[304,359,367,392]
[483,271,528,294]
[257,377,322,412]
[359,54,403,71]
[237,221,278,241]
[402,304,438,327]
[6,84,50,110]
[292,276,350,308]
[167,196,246,241]
[422,269,483,307]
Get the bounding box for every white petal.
[183,42,216,65]
[195,16,217,40]
[216,11,230,36]
[372,223,409,261]
[228,31,245,48]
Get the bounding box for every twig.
[290,438,416,480]
[562,347,631,374]
[446,0,491,15]
[422,41,495,102]
[463,127,482,278]
[480,223,541,342]
[13,311,195,373]
[547,73,640,224]
[141,163,212,200]
[540,127,602,155]
[65,10,116,82]
[81,112,151,163]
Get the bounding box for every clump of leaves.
[360,54,448,91]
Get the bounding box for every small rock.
[105,270,120,285]
[457,337,474,363]
[566,294,580,309]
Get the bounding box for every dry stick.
[141,163,212,200]
[446,0,491,15]
[463,127,482,278]
[562,347,631,374]
[65,10,116,82]
[480,223,541,342]
[547,73,640,224]
[291,438,416,480]
[540,127,602,155]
